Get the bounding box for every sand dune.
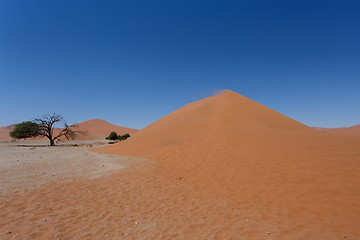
[0,124,16,141]
[73,119,138,140]
[94,90,360,238]
[313,124,360,136]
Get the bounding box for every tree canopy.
[9,121,39,140]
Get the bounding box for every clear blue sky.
[1,0,359,129]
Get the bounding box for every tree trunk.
[49,138,55,146]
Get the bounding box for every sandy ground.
[1,140,359,239]
[0,149,275,240]
[0,141,257,240]
[0,140,143,196]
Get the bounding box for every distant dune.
[0,119,137,142]
[95,90,360,238]
[313,124,360,136]
[74,119,138,140]
[0,124,16,141]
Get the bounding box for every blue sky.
[1,0,359,129]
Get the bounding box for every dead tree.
[33,113,78,146]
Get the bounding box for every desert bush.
[118,133,131,141]
[106,131,118,140]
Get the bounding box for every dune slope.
[95,90,360,238]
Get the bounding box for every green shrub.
[118,133,131,141]
[106,131,118,140]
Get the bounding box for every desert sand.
[313,124,360,136]
[1,90,360,239]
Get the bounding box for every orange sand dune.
[73,119,138,140]
[95,90,360,238]
[313,124,360,136]
[0,124,16,141]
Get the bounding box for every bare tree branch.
[33,113,79,146]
